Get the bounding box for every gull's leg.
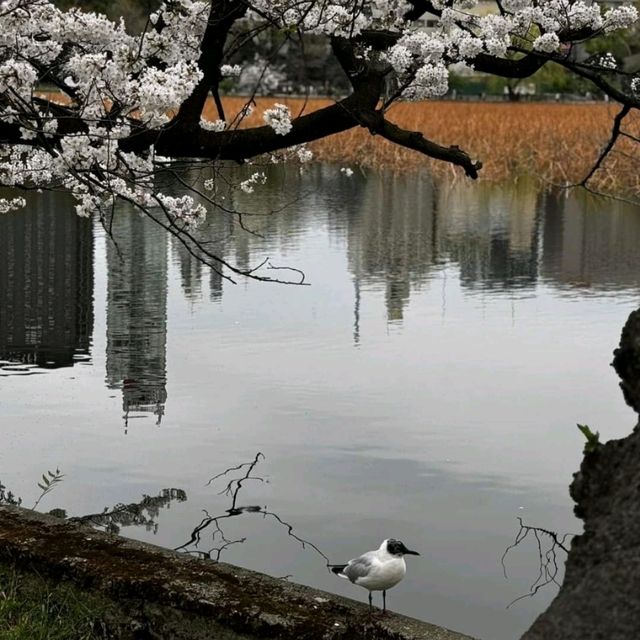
[368,591,373,612]
[383,590,386,613]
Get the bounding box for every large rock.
[523,309,640,639]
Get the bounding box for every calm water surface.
[1,166,640,640]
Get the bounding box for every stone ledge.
[0,505,474,640]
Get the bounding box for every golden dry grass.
[210,97,640,193]
[36,93,640,192]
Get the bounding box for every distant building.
[413,0,495,31]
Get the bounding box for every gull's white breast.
[354,556,406,591]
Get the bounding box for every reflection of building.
[165,166,640,342]
[105,209,168,426]
[161,169,228,303]
[540,190,640,291]
[438,183,541,291]
[0,192,93,370]
[172,242,204,300]
[343,174,542,324]
[167,164,314,303]
[170,235,223,303]
[345,173,438,323]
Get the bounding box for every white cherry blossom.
[0,0,637,265]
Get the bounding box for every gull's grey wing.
[342,551,376,583]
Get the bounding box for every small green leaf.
[577,423,600,453]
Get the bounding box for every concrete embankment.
[0,505,474,640]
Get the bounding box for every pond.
[1,165,640,640]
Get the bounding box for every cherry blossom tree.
[0,0,638,281]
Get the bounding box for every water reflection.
[179,166,640,320]
[342,174,640,311]
[170,233,224,302]
[3,171,640,385]
[436,183,541,292]
[3,169,640,640]
[344,173,436,322]
[541,190,640,291]
[165,165,314,302]
[0,191,93,373]
[105,208,168,428]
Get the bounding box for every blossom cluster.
[0,0,211,225]
[380,0,638,100]
[0,197,27,214]
[239,171,268,194]
[263,104,293,136]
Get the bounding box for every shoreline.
[0,505,475,640]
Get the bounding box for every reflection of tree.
[0,191,93,371]
[0,475,186,536]
[105,208,168,428]
[70,488,187,535]
[502,517,573,608]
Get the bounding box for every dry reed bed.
[36,93,640,192]
[211,98,640,193]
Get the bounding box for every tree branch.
[363,112,481,179]
[121,76,385,161]
[576,103,631,187]
[174,1,248,128]
[557,58,640,108]
[403,1,439,22]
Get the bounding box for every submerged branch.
[502,517,574,608]
[177,453,329,566]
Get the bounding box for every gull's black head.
[386,539,420,557]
